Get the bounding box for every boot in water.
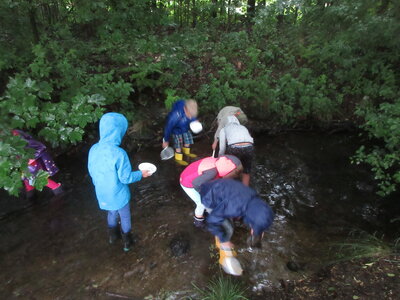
[182,147,197,158]
[52,185,64,196]
[122,232,133,252]
[108,227,121,244]
[174,152,188,166]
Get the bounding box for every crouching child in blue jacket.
[200,178,274,275]
[88,113,151,252]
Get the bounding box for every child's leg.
[180,185,205,218]
[118,203,133,251]
[107,209,121,244]
[46,178,61,189]
[173,134,188,166]
[46,178,64,196]
[182,131,197,158]
[118,203,131,234]
[23,179,36,200]
[240,146,254,186]
[181,184,207,228]
[242,173,250,186]
[23,179,35,192]
[226,145,254,186]
[107,209,119,228]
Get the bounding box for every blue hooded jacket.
[88,113,142,211]
[163,100,197,142]
[200,179,274,242]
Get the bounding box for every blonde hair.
[185,99,198,118]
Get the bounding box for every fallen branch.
[105,291,140,300]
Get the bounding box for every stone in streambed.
[169,232,190,257]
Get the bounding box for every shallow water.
[0,132,398,299]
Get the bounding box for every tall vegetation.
[1,0,399,196]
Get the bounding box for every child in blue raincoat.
[88,112,151,252]
[162,99,198,166]
[200,178,274,275]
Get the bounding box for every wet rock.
[123,270,135,278]
[279,279,290,291]
[286,261,305,272]
[136,265,146,274]
[356,181,374,193]
[169,232,190,257]
[149,262,157,270]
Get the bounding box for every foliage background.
[0,0,399,196]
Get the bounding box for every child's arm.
[192,168,218,192]
[163,111,180,145]
[218,129,227,156]
[117,151,143,184]
[207,213,230,243]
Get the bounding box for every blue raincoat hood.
[243,198,274,236]
[99,112,128,146]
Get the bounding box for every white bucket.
[138,162,157,175]
[190,121,203,134]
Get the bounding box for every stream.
[0,132,398,299]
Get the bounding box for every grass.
[330,230,393,263]
[190,275,249,300]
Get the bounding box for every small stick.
[105,291,139,299]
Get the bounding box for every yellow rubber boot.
[219,247,242,276]
[182,147,197,158]
[215,237,221,249]
[174,152,188,166]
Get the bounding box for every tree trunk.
[178,0,183,27]
[293,6,298,24]
[276,14,284,30]
[192,0,197,27]
[151,0,157,10]
[227,0,231,29]
[220,0,225,17]
[247,0,255,19]
[211,0,217,18]
[378,0,390,14]
[28,0,40,43]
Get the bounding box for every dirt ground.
[259,255,400,300]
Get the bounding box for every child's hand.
[162,141,169,149]
[141,170,151,178]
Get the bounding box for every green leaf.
[87,94,106,105]
[32,170,49,191]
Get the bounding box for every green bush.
[353,98,400,196]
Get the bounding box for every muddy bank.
[258,256,400,300]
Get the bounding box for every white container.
[138,163,157,175]
[190,120,203,134]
